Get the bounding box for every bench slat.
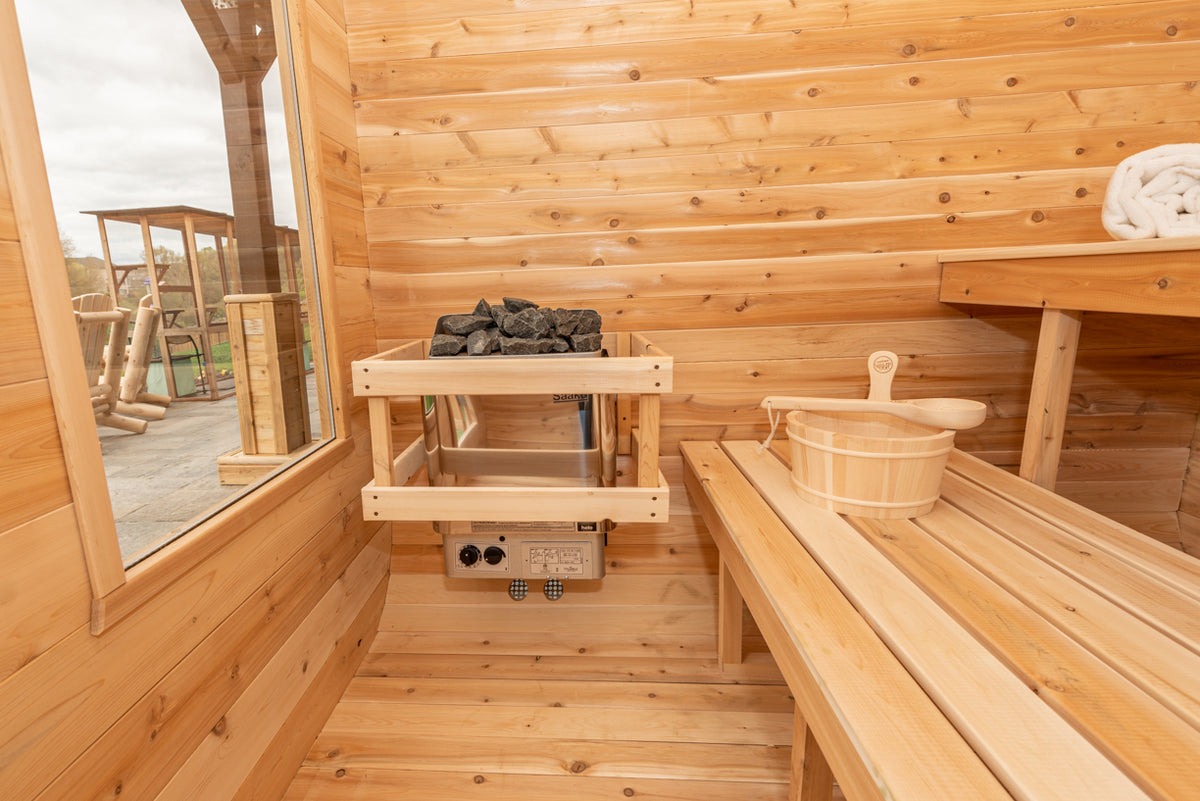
[939,471,1200,657]
[852,508,1200,801]
[723,440,1154,801]
[680,441,1012,801]
[947,450,1200,605]
[918,475,1200,732]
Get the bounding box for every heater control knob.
[458,545,481,566]
[483,546,505,565]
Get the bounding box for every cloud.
[15,0,298,261]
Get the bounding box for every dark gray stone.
[430,333,466,356]
[499,336,545,355]
[503,296,539,313]
[466,327,500,355]
[570,332,603,352]
[549,336,571,353]
[491,305,511,331]
[552,308,581,337]
[575,309,602,334]
[441,314,493,336]
[505,307,551,339]
[471,298,492,318]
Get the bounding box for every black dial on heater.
[483,545,505,565]
[459,545,481,566]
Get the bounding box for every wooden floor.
[283,650,797,800]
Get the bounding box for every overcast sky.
[14,0,299,262]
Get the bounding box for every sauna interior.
[4,0,1200,800]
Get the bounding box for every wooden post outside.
[184,0,281,295]
[182,212,221,399]
[218,292,311,484]
[1020,308,1083,489]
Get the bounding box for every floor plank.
[285,654,795,799]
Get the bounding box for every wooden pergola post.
[183,0,281,295]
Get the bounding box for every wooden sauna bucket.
[785,409,956,518]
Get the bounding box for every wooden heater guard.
[352,332,671,524]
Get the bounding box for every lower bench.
[681,440,1200,801]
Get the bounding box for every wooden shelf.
[351,332,672,524]
[937,238,1200,490]
[939,236,1200,315]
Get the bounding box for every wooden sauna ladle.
[760,351,987,430]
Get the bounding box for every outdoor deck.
[99,374,320,564]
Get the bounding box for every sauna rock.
[432,298,602,356]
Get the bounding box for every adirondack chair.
[73,293,148,434]
[117,294,170,416]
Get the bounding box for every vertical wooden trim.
[273,0,346,440]
[637,392,660,487]
[1019,309,1083,490]
[368,396,394,487]
[718,557,744,668]
[616,331,632,454]
[0,0,126,597]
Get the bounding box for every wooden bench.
[681,439,1200,801]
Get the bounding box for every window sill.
[90,436,354,635]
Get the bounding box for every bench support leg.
[791,706,835,801]
[1020,308,1082,490]
[718,557,743,667]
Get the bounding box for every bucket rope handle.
[757,400,783,453]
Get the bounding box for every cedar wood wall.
[3,1,1200,801]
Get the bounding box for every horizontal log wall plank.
[349,0,1199,99]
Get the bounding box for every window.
[11,0,335,604]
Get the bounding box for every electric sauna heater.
[427,385,613,591]
[352,318,672,602]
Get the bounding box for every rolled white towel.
[1101,143,1200,239]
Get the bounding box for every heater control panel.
[443,526,606,580]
